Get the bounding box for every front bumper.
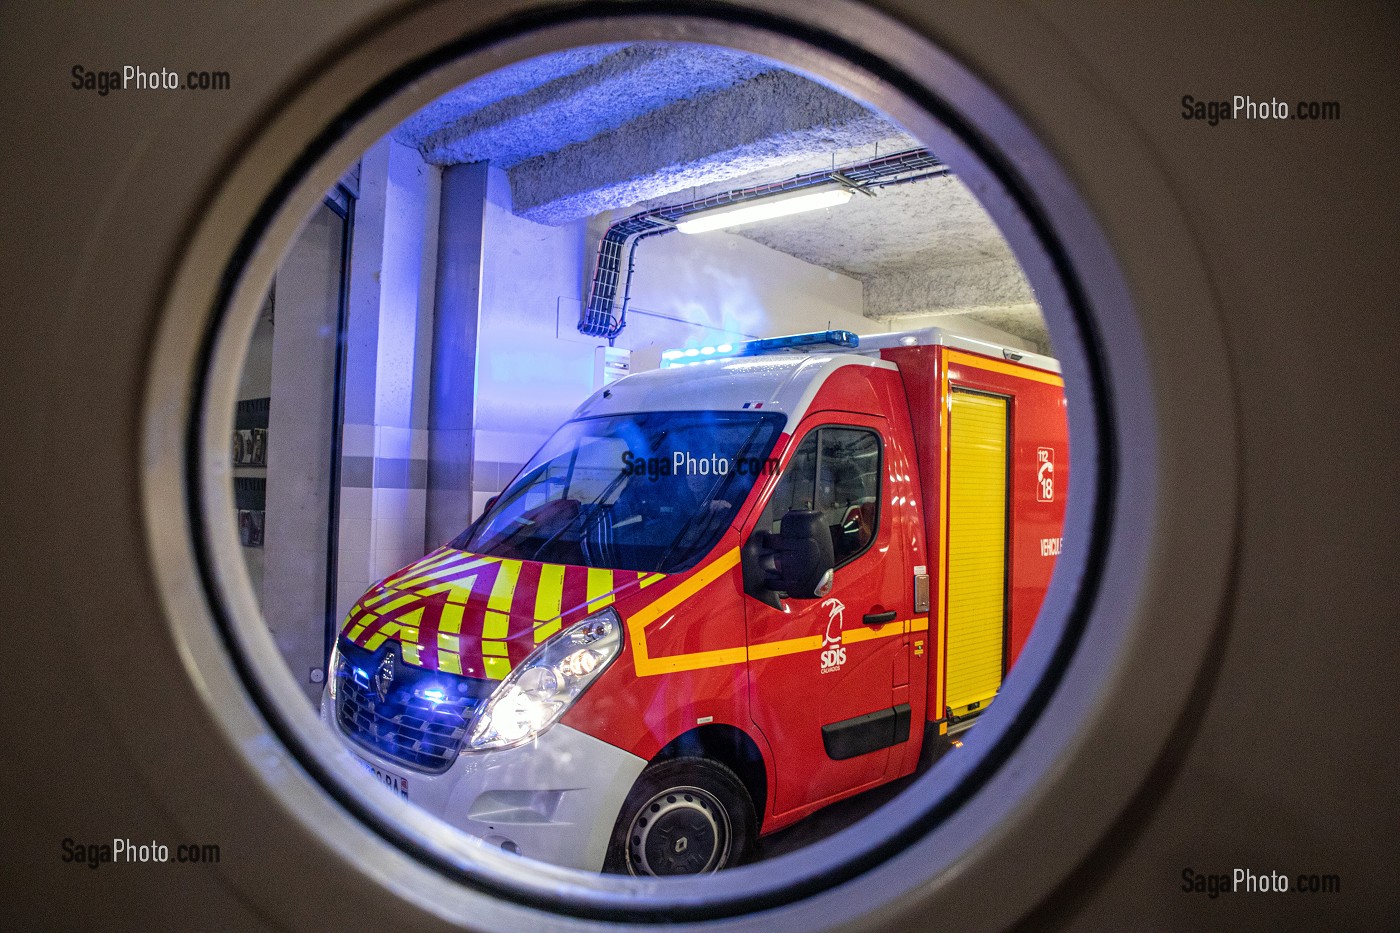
[320,693,645,871]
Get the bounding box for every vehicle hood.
[338,548,664,680]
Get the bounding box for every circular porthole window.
[142,2,1233,929]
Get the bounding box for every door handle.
[862,610,897,626]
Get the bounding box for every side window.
[758,433,819,533]
[758,426,882,567]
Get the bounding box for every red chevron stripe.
[352,589,437,647]
[396,549,483,584]
[458,603,488,677]
[509,561,543,640]
[415,592,447,669]
[561,564,589,620]
[426,555,504,590]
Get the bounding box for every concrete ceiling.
[394,42,1048,351]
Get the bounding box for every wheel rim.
[626,785,732,876]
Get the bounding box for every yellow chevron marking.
[348,542,923,678]
[388,554,459,588]
[444,573,480,605]
[397,547,458,577]
[364,623,396,650]
[401,554,498,589]
[439,600,466,636]
[586,567,616,612]
[370,592,419,618]
[535,564,565,621]
[344,592,417,638]
[396,608,423,642]
[487,561,521,612]
[482,610,509,640]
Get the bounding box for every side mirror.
[762,510,835,600]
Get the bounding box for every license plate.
[356,756,409,799]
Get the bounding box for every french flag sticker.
[742,401,764,409]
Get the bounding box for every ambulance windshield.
[453,410,784,574]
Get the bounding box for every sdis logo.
[820,597,846,674]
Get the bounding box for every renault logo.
[674,837,688,854]
[372,650,396,702]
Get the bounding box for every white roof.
[857,326,1061,374]
[571,353,896,425]
[571,326,1058,425]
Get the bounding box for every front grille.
[334,638,494,773]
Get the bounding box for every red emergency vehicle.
[323,327,1068,876]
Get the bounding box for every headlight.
[465,607,623,751]
[327,638,342,701]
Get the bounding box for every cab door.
[742,416,912,818]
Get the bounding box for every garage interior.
[231,41,1052,703]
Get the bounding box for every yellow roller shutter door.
[944,389,1009,718]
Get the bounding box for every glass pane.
[213,38,1071,881]
[758,433,819,534]
[455,411,784,573]
[235,199,348,703]
[816,428,881,564]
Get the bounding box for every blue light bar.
[660,330,858,368]
[741,330,859,354]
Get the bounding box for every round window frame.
[139,1,1237,929]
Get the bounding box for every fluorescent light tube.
[676,187,854,234]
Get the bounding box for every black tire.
[603,757,757,876]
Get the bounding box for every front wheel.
[603,757,756,876]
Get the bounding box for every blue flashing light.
[659,330,858,369]
[421,687,447,704]
[743,329,859,354]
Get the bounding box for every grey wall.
[262,203,345,702]
[425,162,488,546]
[334,138,441,621]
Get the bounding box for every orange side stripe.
[843,624,908,646]
[629,549,740,675]
[945,348,1065,387]
[634,646,749,676]
[748,635,823,660]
